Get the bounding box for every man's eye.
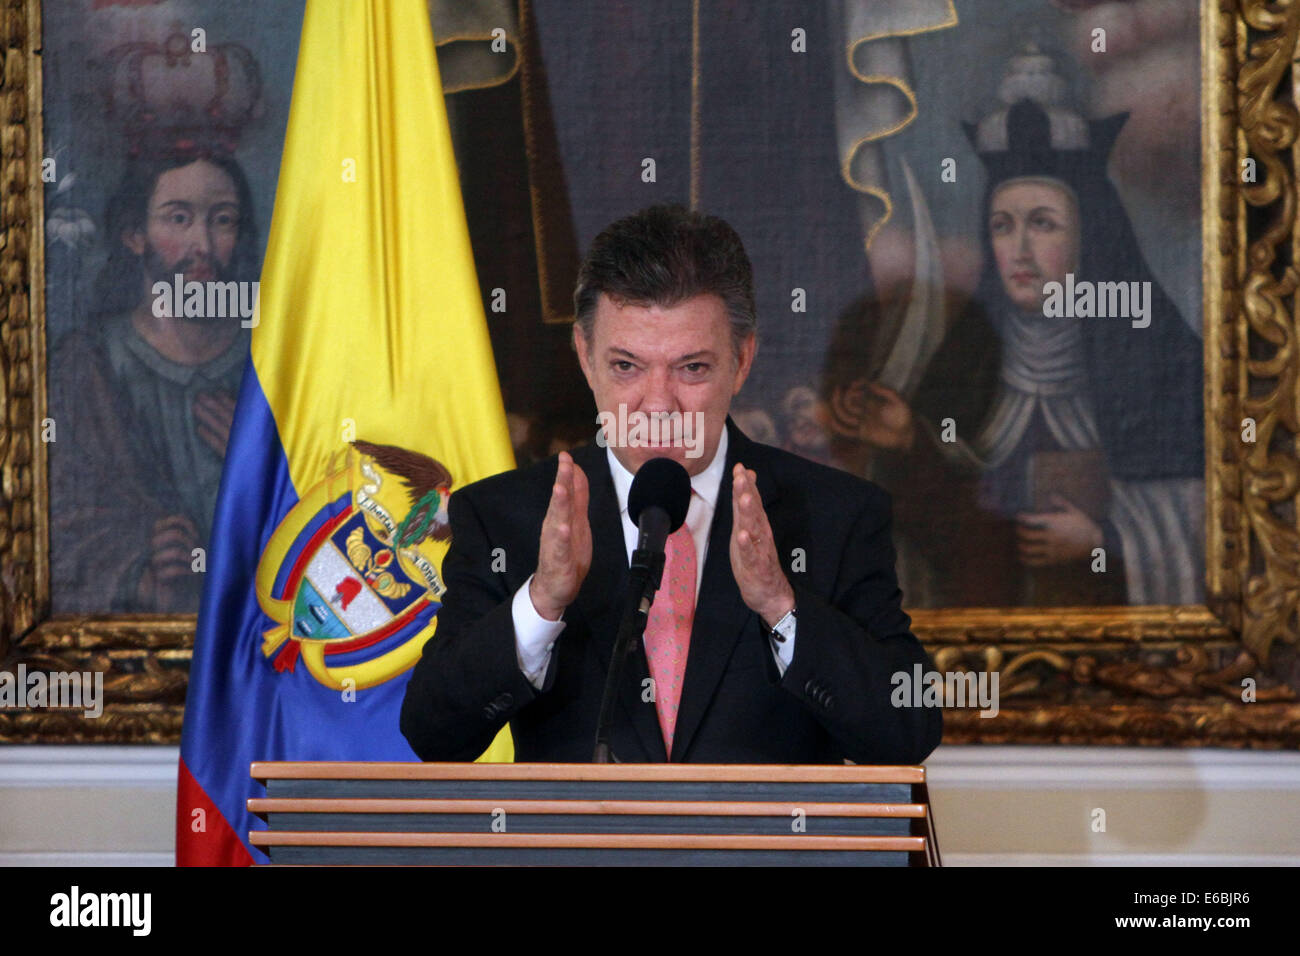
[683,363,709,374]
[612,361,635,372]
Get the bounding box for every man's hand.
[194,390,238,458]
[1016,494,1104,566]
[828,380,916,452]
[729,463,794,627]
[136,514,202,611]
[529,451,592,620]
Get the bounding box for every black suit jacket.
[401,416,942,764]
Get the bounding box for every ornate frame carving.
[3,0,1299,745]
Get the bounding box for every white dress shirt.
[511,428,796,689]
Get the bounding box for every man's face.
[575,292,756,476]
[124,159,241,296]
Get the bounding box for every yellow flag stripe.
[253,0,513,496]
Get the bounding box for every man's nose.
[190,221,214,257]
[639,366,677,413]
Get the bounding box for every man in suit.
[401,204,942,764]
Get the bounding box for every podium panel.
[249,763,940,866]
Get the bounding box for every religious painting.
[814,0,1207,612]
[4,0,1299,745]
[41,0,302,614]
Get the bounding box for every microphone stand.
[592,509,669,763]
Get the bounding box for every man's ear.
[122,228,147,257]
[732,332,757,395]
[573,324,595,389]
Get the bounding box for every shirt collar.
[114,312,250,386]
[606,425,729,515]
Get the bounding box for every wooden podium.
[249,762,940,866]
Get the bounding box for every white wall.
[1,745,1297,865]
[927,747,1300,865]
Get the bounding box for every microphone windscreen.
[627,457,692,532]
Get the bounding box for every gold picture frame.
[2,0,1299,745]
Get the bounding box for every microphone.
[592,456,692,762]
[627,457,692,593]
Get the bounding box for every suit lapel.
[669,417,778,761]
[568,439,666,762]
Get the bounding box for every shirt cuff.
[768,618,795,677]
[513,573,566,689]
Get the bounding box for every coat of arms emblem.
[255,440,453,690]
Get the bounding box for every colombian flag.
[177,0,514,866]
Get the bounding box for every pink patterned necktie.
[642,514,697,757]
